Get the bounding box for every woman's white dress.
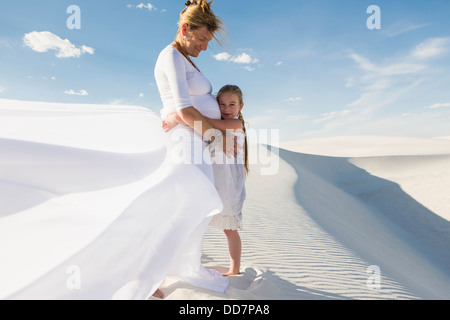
[154,45,228,292]
[0,44,228,299]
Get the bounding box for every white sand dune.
[1,99,449,300]
[280,136,450,157]
[163,137,450,300]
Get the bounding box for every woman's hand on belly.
[162,112,184,132]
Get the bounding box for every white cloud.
[347,43,437,94]
[345,77,356,88]
[425,102,450,109]
[302,107,450,140]
[64,89,88,96]
[341,36,450,124]
[284,97,303,102]
[127,3,157,11]
[275,61,283,67]
[213,52,231,61]
[232,53,259,64]
[385,22,431,38]
[286,114,307,122]
[296,37,450,139]
[244,66,255,72]
[412,37,450,60]
[213,52,258,64]
[378,63,426,76]
[137,3,156,10]
[81,45,95,55]
[0,87,5,93]
[40,76,56,80]
[23,31,94,58]
[314,109,353,124]
[349,53,376,72]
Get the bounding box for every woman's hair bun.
[179,0,222,36]
[185,0,212,11]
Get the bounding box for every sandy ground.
[162,136,450,299]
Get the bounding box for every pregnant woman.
[153,0,232,297]
[0,0,231,300]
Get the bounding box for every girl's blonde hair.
[216,85,249,176]
[177,0,224,44]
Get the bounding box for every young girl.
[162,84,248,276]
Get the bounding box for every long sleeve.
[160,48,193,112]
[155,45,220,120]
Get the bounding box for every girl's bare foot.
[223,230,241,278]
[152,288,164,299]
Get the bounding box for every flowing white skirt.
[0,99,228,299]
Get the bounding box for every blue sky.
[1,0,450,141]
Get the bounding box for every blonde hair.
[177,0,224,44]
[217,85,249,176]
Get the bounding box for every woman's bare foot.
[223,270,240,276]
[152,288,164,299]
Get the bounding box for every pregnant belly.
[192,94,221,120]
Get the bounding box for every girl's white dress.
[210,130,246,231]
